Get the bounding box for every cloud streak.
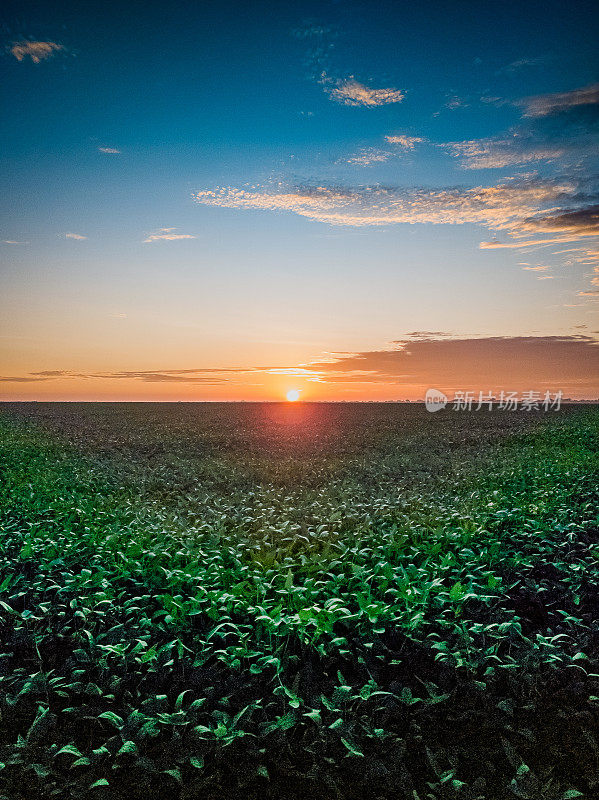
[143,227,197,243]
[520,82,599,117]
[445,136,567,169]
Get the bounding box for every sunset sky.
[1,0,598,400]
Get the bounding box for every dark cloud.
[307,335,599,395]
[519,204,599,236]
[7,368,249,384]
[0,376,52,383]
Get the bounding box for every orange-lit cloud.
[64,232,87,240]
[194,177,583,233]
[321,75,405,106]
[10,40,64,63]
[385,135,425,149]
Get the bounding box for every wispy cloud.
[2,240,28,245]
[405,331,452,339]
[497,56,546,75]
[480,234,598,249]
[265,367,323,381]
[522,265,549,271]
[18,368,245,384]
[64,233,87,240]
[321,74,405,106]
[519,82,599,117]
[345,136,426,165]
[345,148,392,165]
[143,227,197,243]
[444,95,468,111]
[385,135,425,149]
[194,176,587,236]
[445,136,566,169]
[9,40,64,63]
[98,147,121,154]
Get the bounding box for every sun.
[286,389,301,402]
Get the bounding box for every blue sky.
[1,0,598,399]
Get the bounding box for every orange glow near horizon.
[2,335,599,402]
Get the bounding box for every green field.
[0,403,598,800]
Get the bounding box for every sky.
[1,0,598,400]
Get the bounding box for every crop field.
[0,402,598,800]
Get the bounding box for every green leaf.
[56,744,83,758]
[449,581,466,601]
[98,711,124,729]
[341,738,364,757]
[117,740,137,756]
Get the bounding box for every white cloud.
[64,233,87,240]
[143,227,197,243]
[98,147,121,154]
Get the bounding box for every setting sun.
[286,389,301,402]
